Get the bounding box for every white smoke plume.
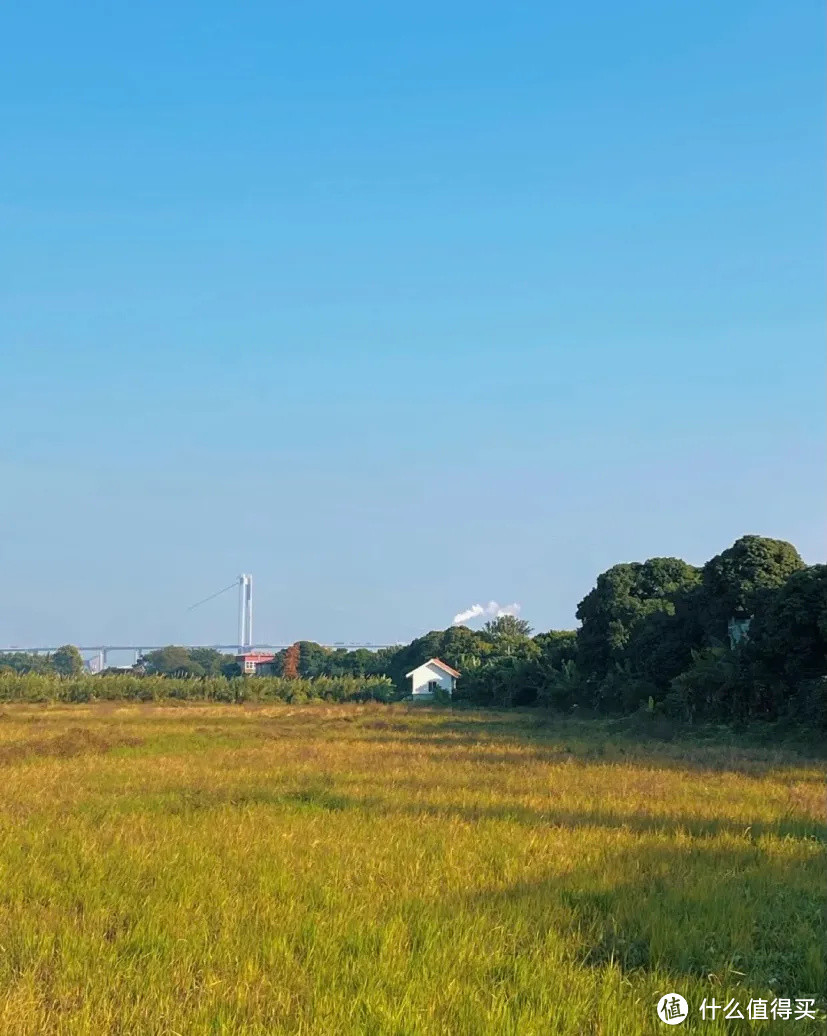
[452,600,521,626]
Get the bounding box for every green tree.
[438,626,491,669]
[576,557,701,685]
[384,631,448,691]
[480,617,538,672]
[696,535,806,646]
[372,645,405,674]
[297,641,333,678]
[141,646,204,677]
[338,648,379,676]
[189,648,231,677]
[0,651,51,674]
[522,631,581,709]
[666,646,746,722]
[533,630,578,668]
[51,644,84,677]
[483,615,533,639]
[747,564,827,684]
[455,654,539,707]
[624,606,700,691]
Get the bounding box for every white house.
[406,658,460,699]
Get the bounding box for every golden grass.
[0,703,823,1034]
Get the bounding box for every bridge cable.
[186,580,239,612]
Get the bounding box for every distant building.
[406,658,460,699]
[236,651,276,675]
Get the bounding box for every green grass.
[0,703,823,1034]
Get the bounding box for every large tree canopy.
[52,644,84,677]
[575,557,701,682]
[533,630,578,668]
[141,646,205,677]
[483,615,533,640]
[189,648,234,677]
[696,535,806,645]
[746,564,827,686]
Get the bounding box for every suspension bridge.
[0,574,399,671]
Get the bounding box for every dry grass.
[0,703,823,1034]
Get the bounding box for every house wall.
[236,654,276,676]
[411,662,455,697]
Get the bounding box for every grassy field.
[0,704,823,1035]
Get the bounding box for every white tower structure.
[238,574,253,652]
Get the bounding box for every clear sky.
[1,1,824,651]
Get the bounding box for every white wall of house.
[409,661,456,697]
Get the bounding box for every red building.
[235,651,276,675]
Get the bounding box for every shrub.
[0,672,395,706]
[665,647,744,722]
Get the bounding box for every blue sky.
[1,1,823,650]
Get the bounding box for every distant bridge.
[0,576,404,671]
[0,643,400,670]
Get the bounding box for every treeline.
[265,535,826,726]
[0,645,243,680]
[3,534,824,726]
[0,644,86,677]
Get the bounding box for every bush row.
[0,672,396,705]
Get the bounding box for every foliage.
[455,655,537,707]
[575,557,700,686]
[6,535,822,727]
[695,534,806,646]
[189,647,237,678]
[0,651,52,674]
[382,626,491,691]
[273,642,397,680]
[51,644,84,677]
[0,672,396,705]
[562,538,824,726]
[746,564,827,687]
[665,647,746,722]
[533,629,577,667]
[138,646,240,679]
[141,645,206,677]
[657,562,827,726]
[534,658,582,711]
[622,606,699,692]
[482,614,533,639]
[428,685,452,706]
[590,666,661,715]
[297,640,334,677]
[282,643,301,680]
